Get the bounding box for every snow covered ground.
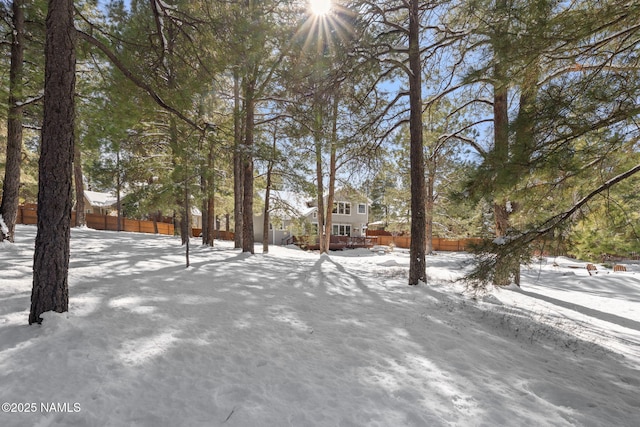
[1,225,639,427]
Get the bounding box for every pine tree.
[30,0,76,324]
[352,0,437,285]
[0,0,25,243]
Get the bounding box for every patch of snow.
[0,225,639,426]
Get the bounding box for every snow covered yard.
[1,225,639,427]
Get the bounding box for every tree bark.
[491,0,516,287]
[0,0,25,243]
[314,128,326,253]
[233,69,243,249]
[202,139,215,246]
[262,173,271,253]
[426,164,435,255]
[492,93,513,286]
[323,91,340,252]
[73,139,86,227]
[206,195,214,244]
[184,175,190,267]
[115,147,122,231]
[313,84,327,253]
[241,74,256,253]
[262,127,277,253]
[153,211,159,234]
[30,0,76,324]
[408,0,427,285]
[201,175,208,243]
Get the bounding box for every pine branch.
[76,29,204,132]
[524,163,640,243]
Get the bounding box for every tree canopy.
[0,0,638,315]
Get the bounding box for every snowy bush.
[464,236,532,292]
[0,214,8,238]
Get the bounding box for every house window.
[311,223,318,235]
[358,203,366,214]
[312,211,317,218]
[332,224,352,236]
[332,202,351,215]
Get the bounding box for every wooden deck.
[289,235,375,251]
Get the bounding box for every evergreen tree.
[351,0,441,285]
[30,0,75,324]
[448,0,640,290]
[0,0,25,242]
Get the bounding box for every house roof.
[84,190,117,208]
[305,187,372,208]
[258,188,370,220]
[329,186,372,204]
[258,190,315,219]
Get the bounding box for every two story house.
[253,190,314,244]
[253,187,370,245]
[304,187,370,238]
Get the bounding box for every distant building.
[190,206,203,229]
[254,190,314,245]
[83,190,118,216]
[306,187,370,238]
[253,188,370,245]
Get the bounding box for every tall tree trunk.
[73,139,86,227]
[408,0,427,285]
[116,147,122,231]
[153,210,159,234]
[323,91,340,251]
[201,174,208,244]
[179,201,191,244]
[202,139,215,247]
[313,85,327,253]
[492,91,513,286]
[241,74,256,253]
[206,195,214,244]
[206,139,215,246]
[30,0,76,324]
[426,162,435,255]
[0,0,25,243]
[262,174,271,253]
[491,0,515,287]
[184,176,190,267]
[323,144,336,251]
[233,69,243,249]
[314,130,326,253]
[262,127,277,253]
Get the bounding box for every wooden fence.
[17,204,175,236]
[372,235,482,251]
[191,228,235,241]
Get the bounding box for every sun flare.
[309,0,332,16]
